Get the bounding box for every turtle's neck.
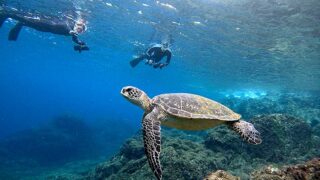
[142,97,152,112]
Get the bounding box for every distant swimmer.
[130,42,172,69]
[0,6,89,52]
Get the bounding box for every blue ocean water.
[0,0,319,179]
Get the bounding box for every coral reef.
[245,114,314,163]
[0,115,137,179]
[0,115,99,168]
[86,114,319,180]
[86,131,218,180]
[251,158,320,180]
[204,170,240,180]
[222,93,320,124]
[1,93,318,179]
[205,114,316,163]
[313,123,320,137]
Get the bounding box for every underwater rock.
[204,126,241,154]
[118,132,145,160]
[313,123,320,137]
[250,158,320,180]
[205,114,315,163]
[0,115,97,166]
[86,130,222,180]
[204,170,240,180]
[86,117,137,159]
[45,174,83,180]
[87,114,319,179]
[247,114,314,163]
[87,129,263,179]
[86,134,147,180]
[0,115,138,179]
[222,93,320,123]
[223,96,282,119]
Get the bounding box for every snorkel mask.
[73,19,87,35]
[161,42,169,51]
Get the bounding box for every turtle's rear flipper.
[229,120,262,145]
[8,22,23,41]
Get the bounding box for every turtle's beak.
[120,87,128,97]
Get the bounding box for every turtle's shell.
[152,93,241,121]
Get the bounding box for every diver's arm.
[154,50,171,69]
[72,34,85,45]
[71,33,89,52]
[165,50,172,65]
[146,47,157,56]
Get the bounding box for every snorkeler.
[130,42,172,69]
[0,6,89,52]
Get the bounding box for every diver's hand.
[79,41,86,46]
[153,63,160,68]
[159,63,168,69]
[74,45,89,53]
[153,63,168,69]
[146,60,154,65]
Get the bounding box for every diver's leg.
[151,57,162,68]
[0,8,7,28]
[130,54,148,67]
[8,22,23,41]
[0,16,6,28]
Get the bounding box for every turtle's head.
[121,86,151,111]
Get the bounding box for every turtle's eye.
[122,88,130,94]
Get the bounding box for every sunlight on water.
[222,89,268,99]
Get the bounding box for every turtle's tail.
[229,120,262,145]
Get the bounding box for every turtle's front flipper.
[142,109,162,180]
[229,120,262,145]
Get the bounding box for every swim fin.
[74,45,90,53]
[130,56,145,68]
[8,22,23,41]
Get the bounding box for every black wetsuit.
[145,45,172,64]
[130,44,172,68]
[0,7,87,51]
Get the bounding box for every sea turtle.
[121,86,262,180]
